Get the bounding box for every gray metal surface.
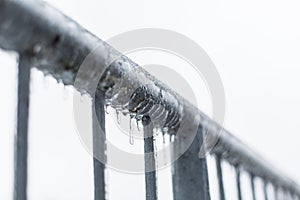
[14,55,31,200]
[0,0,300,198]
[143,116,158,200]
[250,175,257,200]
[274,186,279,200]
[215,155,225,200]
[172,124,210,200]
[92,92,106,200]
[263,182,268,200]
[235,167,242,200]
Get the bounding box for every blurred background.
[0,0,299,199]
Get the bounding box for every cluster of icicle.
[98,55,184,145]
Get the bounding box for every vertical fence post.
[92,91,106,200]
[172,124,210,200]
[216,154,225,200]
[263,182,268,200]
[142,116,158,200]
[235,166,242,200]
[274,186,279,200]
[14,56,31,200]
[250,175,256,200]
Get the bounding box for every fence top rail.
[0,0,299,196]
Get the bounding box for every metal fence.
[0,0,300,200]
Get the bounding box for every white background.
[0,0,300,199]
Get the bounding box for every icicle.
[162,131,167,165]
[153,136,159,174]
[116,110,121,124]
[170,134,175,143]
[136,120,140,132]
[105,104,110,114]
[155,127,159,136]
[129,116,134,145]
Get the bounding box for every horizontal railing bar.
[0,0,299,196]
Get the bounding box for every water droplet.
[33,44,42,54]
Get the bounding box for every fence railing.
[0,0,300,200]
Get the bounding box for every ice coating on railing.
[98,55,184,136]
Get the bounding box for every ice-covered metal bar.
[0,0,300,197]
